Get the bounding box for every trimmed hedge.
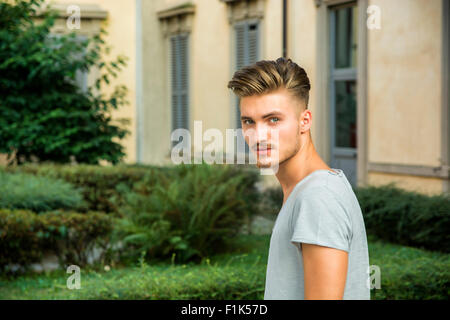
[0,164,154,215]
[0,170,87,213]
[0,209,114,273]
[0,163,260,218]
[0,235,448,300]
[355,183,450,253]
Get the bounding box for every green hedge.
[0,209,114,274]
[0,235,448,300]
[1,163,260,218]
[355,183,450,253]
[0,170,87,213]
[0,163,261,269]
[1,164,155,215]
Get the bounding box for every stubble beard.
[256,124,301,169]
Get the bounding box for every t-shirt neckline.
[281,168,343,209]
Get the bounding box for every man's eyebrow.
[240,111,283,121]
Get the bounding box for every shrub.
[40,210,115,267]
[113,162,260,264]
[1,234,448,300]
[260,185,283,215]
[1,163,179,215]
[0,170,87,213]
[0,208,114,274]
[355,184,450,253]
[367,235,450,300]
[0,209,43,269]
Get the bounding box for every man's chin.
[255,158,278,168]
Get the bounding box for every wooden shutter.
[247,22,259,65]
[171,33,190,139]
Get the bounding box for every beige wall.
[141,0,170,165]
[191,0,232,153]
[367,0,444,192]
[289,0,323,158]
[368,0,442,166]
[368,172,444,196]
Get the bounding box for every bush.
[66,262,265,300]
[0,208,114,274]
[113,162,261,264]
[40,210,115,267]
[1,234,448,300]
[367,235,450,300]
[0,209,43,269]
[355,184,450,253]
[0,170,87,213]
[2,163,261,217]
[260,185,283,215]
[1,163,157,215]
[1,163,184,215]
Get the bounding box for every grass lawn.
[0,234,448,300]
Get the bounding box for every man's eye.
[270,117,279,123]
[243,119,253,125]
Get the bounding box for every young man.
[227,57,370,300]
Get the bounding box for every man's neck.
[276,139,331,205]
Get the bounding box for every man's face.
[240,88,308,168]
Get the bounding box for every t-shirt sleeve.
[290,186,352,253]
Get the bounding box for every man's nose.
[245,123,271,148]
[254,123,271,141]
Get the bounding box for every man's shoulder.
[295,173,336,197]
[293,173,355,208]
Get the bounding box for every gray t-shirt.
[264,168,370,300]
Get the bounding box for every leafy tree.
[0,0,131,165]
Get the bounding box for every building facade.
[2,0,448,195]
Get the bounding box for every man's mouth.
[255,147,272,155]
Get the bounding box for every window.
[331,4,358,149]
[170,33,190,145]
[47,33,89,93]
[329,2,358,186]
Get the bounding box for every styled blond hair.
[227,57,311,108]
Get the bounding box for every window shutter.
[171,33,189,142]
[178,34,189,130]
[247,22,259,65]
